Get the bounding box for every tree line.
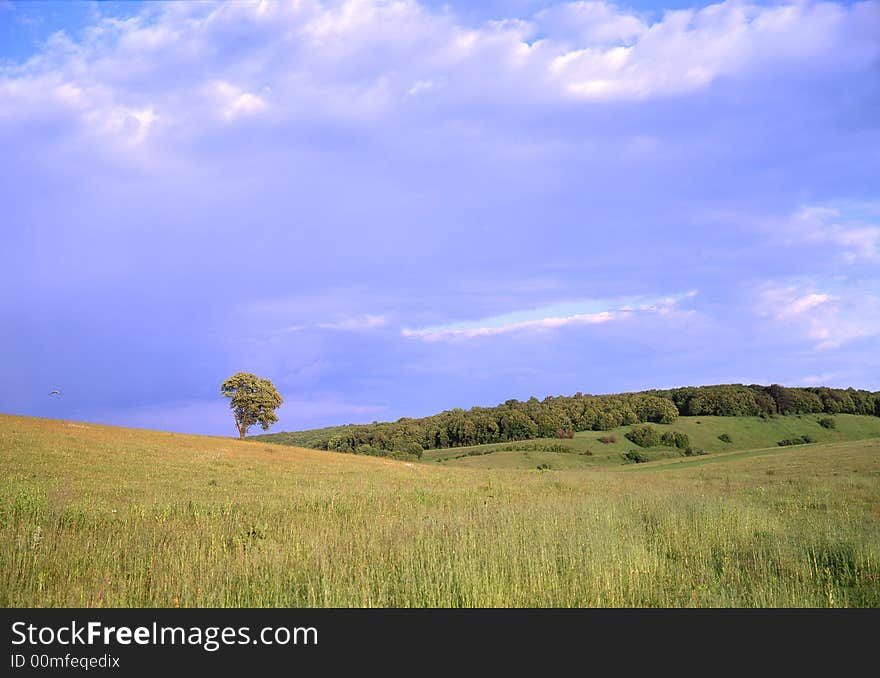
[257,384,879,459]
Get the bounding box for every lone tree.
[221,372,283,439]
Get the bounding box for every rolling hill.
[253,383,880,460]
[1,412,879,607]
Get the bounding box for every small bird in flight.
[48,390,61,396]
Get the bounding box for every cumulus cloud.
[3,0,878,151]
[535,2,648,46]
[210,80,269,121]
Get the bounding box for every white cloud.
[776,292,830,319]
[536,2,648,46]
[755,280,880,350]
[210,81,268,121]
[799,373,841,385]
[2,0,876,155]
[319,314,388,331]
[787,206,880,262]
[403,292,695,341]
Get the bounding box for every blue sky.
[1,0,878,436]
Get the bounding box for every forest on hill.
[254,384,880,459]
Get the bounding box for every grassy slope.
[252,424,356,448]
[424,414,880,469]
[1,414,878,607]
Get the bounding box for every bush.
[625,425,660,448]
[777,435,813,446]
[391,440,424,459]
[718,433,733,443]
[818,417,836,429]
[683,447,707,456]
[621,450,649,464]
[660,431,690,449]
[598,434,617,444]
[536,463,551,471]
[579,449,593,456]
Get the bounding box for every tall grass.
[1,415,878,607]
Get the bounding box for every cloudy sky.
[2,0,878,436]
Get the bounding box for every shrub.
[718,433,733,443]
[777,435,813,446]
[394,440,424,459]
[579,449,593,456]
[598,434,617,444]
[536,463,551,471]
[818,417,836,429]
[660,431,690,449]
[621,450,649,464]
[683,447,707,456]
[625,425,660,448]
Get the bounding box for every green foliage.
[621,450,649,463]
[683,447,708,456]
[818,417,836,429]
[447,442,574,461]
[391,439,424,460]
[220,372,283,439]
[777,435,814,447]
[768,385,824,415]
[719,433,733,443]
[628,396,680,424]
[625,425,661,448]
[661,431,690,449]
[682,385,762,417]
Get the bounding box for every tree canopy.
[221,372,283,439]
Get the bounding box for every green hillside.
[2,413,879,607]
[253,383,880,459]
[425,413,880,469]
[251,424,355,448]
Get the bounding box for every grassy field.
[1,414,879,607]
[424,414,880,469]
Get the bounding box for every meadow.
[424,414,880,469]
[1,413,878,607]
